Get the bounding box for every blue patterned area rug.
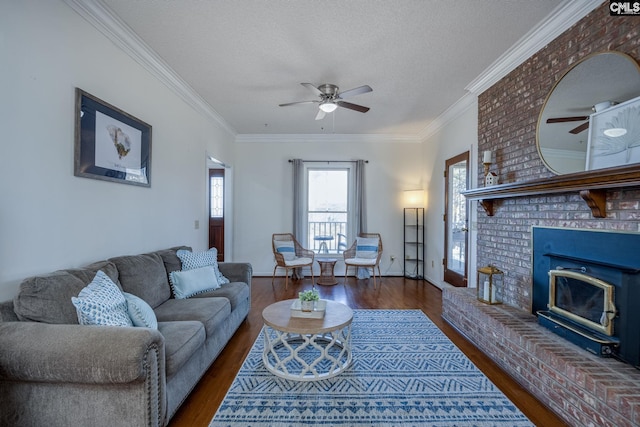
[210,309,533,426]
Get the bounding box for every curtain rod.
[288,160,368,163]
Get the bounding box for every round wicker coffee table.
[261,299,353,381]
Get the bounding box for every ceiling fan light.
[319,102,338,113]
[603,127,627,137]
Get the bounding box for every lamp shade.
[319,102,338,113]
[404,190,424,207]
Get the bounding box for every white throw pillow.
[177,248,230,285]
[169,266,220,299]
[355,237,379,259]
[123,292,158,329]
[71,270,133,327]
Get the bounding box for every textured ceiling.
[101,0,563,137]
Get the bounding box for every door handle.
[461,227,469,232]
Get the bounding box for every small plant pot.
[300,300,315,312]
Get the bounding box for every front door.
[444,152,469,287]
[209,169,224,261]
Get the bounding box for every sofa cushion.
[154,297,230,337]
[124,292,158,329]
[71,271,133,327]
[13,261,120,324]
[192,282,249,311]
[177,248,229,285]
[158,321,205,377]
[109,252,171,309]
[156,246,190,276]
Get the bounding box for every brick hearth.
[442,287,640,427]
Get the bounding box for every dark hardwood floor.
[168,276,566,427]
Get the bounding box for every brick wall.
[477,3,640,310]
[443,288,640,427]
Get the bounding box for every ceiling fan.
[279,83,372,120]
[546,101,617,134]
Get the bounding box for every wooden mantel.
[462,165,640,218]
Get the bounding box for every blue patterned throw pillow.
[355,237,379,259]
[274,240,296,261]
[71,270,133,327]
[169,266,220,299]
[176,248,229,285]
[123,292,158,329]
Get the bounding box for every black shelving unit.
[403,208,424,279]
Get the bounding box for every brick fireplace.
[442,4,640,427]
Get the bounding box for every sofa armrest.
[218,262,252,286]
[0,322,165,384]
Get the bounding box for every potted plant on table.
[298,288,320,312]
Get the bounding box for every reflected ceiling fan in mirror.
[279,83,372,120]
[546,101,618,134]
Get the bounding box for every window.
[210,175,224,218]
[302,162,355,254]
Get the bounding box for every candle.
[483,150,492,164]
[483,280,490,301]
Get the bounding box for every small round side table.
[317,258,338,285]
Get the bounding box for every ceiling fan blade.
[315,109,326,121]
[301,83,323,96]
[546,116,589,123]
[338,85,372,99]
[279,100,318,107]
[337,101,369,113]
[569,122,590,134]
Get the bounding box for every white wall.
[232,139,424,277]
[422,101,479,289]
[0,1,235,300]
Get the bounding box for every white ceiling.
[92,0,597,139]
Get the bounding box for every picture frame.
[585,95,640,171]
[74,88,152,187]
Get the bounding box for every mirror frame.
[536,51,640,175]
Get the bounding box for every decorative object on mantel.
[74,88,152,187]
[586,95,640,171]
[482,150,492,177]
[485,171,499,186]
[477,265,503,305]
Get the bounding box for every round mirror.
[537,51,640,174]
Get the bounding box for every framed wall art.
[74,88,152,187]
[585,95,640,171]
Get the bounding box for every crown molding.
[63,0,237,137]
[234,133,422,144]
[465,0,603,95]
[419,93,478,141]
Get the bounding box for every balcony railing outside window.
[308,219,347,254]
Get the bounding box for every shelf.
[461,165,640,218]
[404,208,425,280]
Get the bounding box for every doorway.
[444,152,469,287]
[209,169,224,261]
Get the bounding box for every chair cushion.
[177,248,229,285]
[345,257,378,266]
[154,297,230,337]
[71,271,133,327]
[169,266,220,299]
[158,321,205,377]
[355,237,379,259]
[123,292,158,329]
[273,240,296,261]
[284,257,313,266]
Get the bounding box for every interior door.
[209,169,224,261]
[444,152,469,287]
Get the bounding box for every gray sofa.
[0,246,252,427]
